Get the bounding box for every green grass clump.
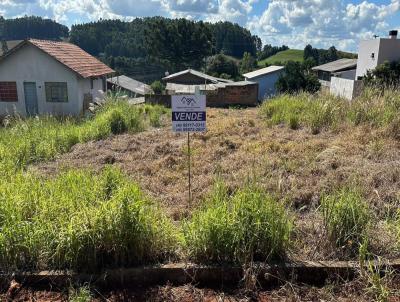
[68,286,92,302]
[183,183,292,264]
[321,189,370,252]
[0,100,167,175]
[261,89,400,134]
[0,167,177,272]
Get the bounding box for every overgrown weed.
[261,88,400,135]
[183,181,292,264]
[321,188,371,255]
[0,167,178,272]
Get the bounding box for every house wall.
[245,70,283,101]
[145,84,258,107]
[78,77,105,103]
[356,38,400,79]
[330,77,363,101]
[0,44,82,116]
[356,39,381,79]
[0,44,108,117]
[207,84,258,107]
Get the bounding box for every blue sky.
[1,0,399,52]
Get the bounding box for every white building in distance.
[312,30,400,100]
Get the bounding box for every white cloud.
[1,0,399,51]
[248,0,400,51]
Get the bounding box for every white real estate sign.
[172,95,206,132]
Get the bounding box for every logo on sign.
[180,97,197,106]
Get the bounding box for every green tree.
[150,80,165,94]
[1,16,68,40]
[240,52,257,74]
[364,60,400,87]
[206,54,239,79]
[258,44,289,60]
[276,61,321,93]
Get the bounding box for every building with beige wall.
[0,39,114,117]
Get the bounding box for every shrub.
[275,61,321,94]
[0,167,177,272]
[183,183,292,264]
[107,109,128,134]
[321,189,370,253]
[0,99,165,175]
[288,113,300,130]
[69,286,92,302]
[150,80,165,94]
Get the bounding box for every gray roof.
[107,75,152,95]
[312,59,357,72]
[0,40,23,56]
[215,80,257,88]
[162,69,233,84]
[243,65,284,79]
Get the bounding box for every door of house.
[24,82,39,116]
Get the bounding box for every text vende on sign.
[172,95,206,133]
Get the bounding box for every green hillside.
[258,49,304,66]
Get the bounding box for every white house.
[0,39,114,117]
[312,59,358,88]
[243,66,284,101]
[313,30,400,100]
[356,30,400,79]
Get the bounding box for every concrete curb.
[1,260,400,290]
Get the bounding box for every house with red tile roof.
[0,39,114,117]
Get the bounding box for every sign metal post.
[172,94,206,206]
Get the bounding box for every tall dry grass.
[261,88,400,136]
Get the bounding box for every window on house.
[90,78,94,90]
[0,81,18,102]
[45,82,68,103]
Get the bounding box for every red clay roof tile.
[28,39,114,78]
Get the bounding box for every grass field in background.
[258,49,304,66]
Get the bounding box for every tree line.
[0,16,68,41]
[69,18,261,82]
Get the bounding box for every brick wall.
[145,83,258,108]
[207,84,258,107]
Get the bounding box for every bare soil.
[32,108,400,261]
[2,279,400,301]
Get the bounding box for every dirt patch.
[2,280,400,301]
[32,107,400,260]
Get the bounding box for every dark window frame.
[45,82,68,103]
[0,81,18,102]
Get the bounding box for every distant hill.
[258,48,357,67]
[337,50,357,59]
[258,49,304,66]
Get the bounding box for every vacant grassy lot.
[1,91,400,299]
[258,49,304,66]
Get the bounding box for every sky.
[1,0,400,52]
